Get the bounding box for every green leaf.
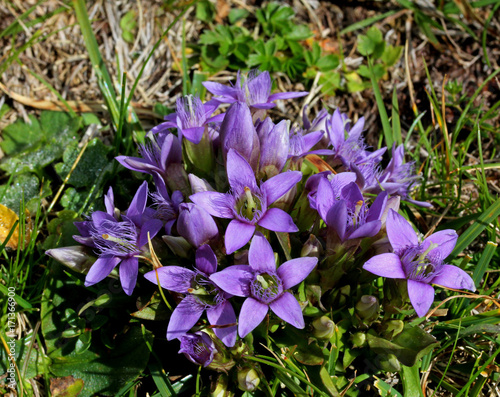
[0,114,42,155]
[54,138,112,188]
[0,174,39,214]
[374,377,403,397]
[357,26,383,56]
[401,364,424,397]
[367,325,439,367]
[316,54,340,72]
[284,24,313,41]
[120,11,137,43]
[381,45,403,67]
[228,8,249,24]
[195,0,214,23]
[0,334,47,380]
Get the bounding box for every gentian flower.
[218,102,260,171]
[190,149,301,254]
[209,233,317,337]
[178,332,216,367]
[160,95,224,144]
[176,203,219,248]
[256,117,289,178]
[317,181,388,242]
[363,209,475,317]
[115,131,184,196]
[203,70,308,110]
[71,182,162,295]
[150,187,183,234]
[288,125,333,160]
[144,244,237,346]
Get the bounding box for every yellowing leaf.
[0,204,31,250]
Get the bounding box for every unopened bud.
[301,234,323,258]
[355,295,380,323]
[311,316,335,340]
[211,375,234,397]
[380,320,404,339]
[350,332,367,348]
[162,235,192,258]
[237,367,260,392]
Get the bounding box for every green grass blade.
[339,10,397,35]
[73,0,120,126]
[368,58,392,148]
[391,87,402,146]
[447,198,500,260]
[472,241,497,288]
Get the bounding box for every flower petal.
[348,220,381,240]
[138,219,163,247]
[238,298,269,338]
[362,253,406,279]
[195,244,218,275]
[325,200,347,241]
[248,232,276,273]
[190,191,234,219]
[316,177,335,221]
[261,171,302,205]
[207,301,237,347]
[144,266,195,293]
[277,257,318,290]
[268,91,308,101]
[85,256,121,287]
[386,209,418,251]
[104,187,115,216]
[115,156,162,175]
[407,279,435,318]
[226,149,257,191]
[127,181,148,220]
[181,126,205,144]
[225,220,255,254]
[119,256,139,296]
[422,230,458,261]
[166,296,204,340]
[269,292,304,329]
[431,264,476,291]
[257,208,298,233]
[366,192,388,222]
[209,266,253,297]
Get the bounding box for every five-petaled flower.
[363,209,475,317]
[190,149,302,254]
[144,244,237,347]
[209,233,317,337]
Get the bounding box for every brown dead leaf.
[0,204,32,250]
[305,154,336,173]
[50,376,84,397]
[215,0,230,24]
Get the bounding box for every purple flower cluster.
[47,69,475,369]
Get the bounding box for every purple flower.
[218,102,260,171]
[115,131,183,196]
[363,209,475,317]
[159,95,224,144]
[150,188,183,234]
[177,203,219,248]
[288,125,333,160]
[256,117,289,178]
[190,149,301,254]
[71,182,163,295]
[203,70,307,110]
[317,181,387,242]
[178,332,216,367]
[144,245,237,346]
[210,233,317,337]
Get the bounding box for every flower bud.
[211,375,234,397]
[46,246,94,273]
[301,234,323,258]
[258,118,289,179]
[311,316,335,340]
[179,332,216,367]
[177,203,219,248]
[380,320,404,339]
[237,367,260,392]
[219,102,260,171]
[355,295,380,324]
[162,235,192,258]
[350,332,367,348]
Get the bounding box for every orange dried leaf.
[0,204,31,250]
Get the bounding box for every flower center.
[189,273,223,307]
[250,272,283,304]
[399,245,442,283]
[235,187,263,222]
[91,218,139,257]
